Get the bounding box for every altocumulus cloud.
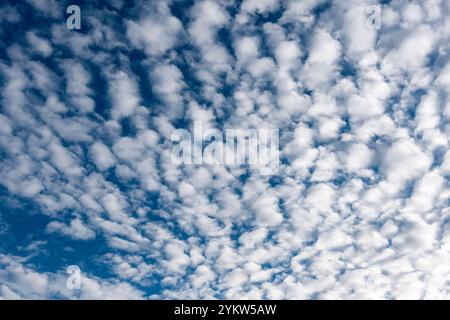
[0,0,449,300]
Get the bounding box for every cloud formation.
[0,0,449,300]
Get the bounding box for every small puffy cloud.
[26,32,52,57]
[46,218,96,240]
[382,139,432,183]
[126,9,182,56]
[109,71,140,119]
[315,229,352,251]
[343,143,374,172]
[383,26,435,73]
[89,142,116,171]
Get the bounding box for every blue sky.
[0,0,449,299]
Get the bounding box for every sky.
[0,0,449,300]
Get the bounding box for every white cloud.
[89,142,116,171]
[126,4,182,56]
[1,0,450,301]
[382,139,432,183]
[109,71,140,119]
[46,218,96,240]
[26,32,52,57]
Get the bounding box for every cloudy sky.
[0,0,449,299]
